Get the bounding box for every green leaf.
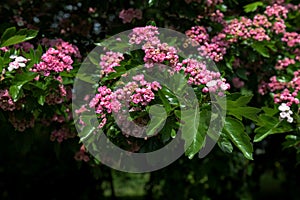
[1,35,26,47]
[88,51,100,66]
[0,27,16,42]
[9,72,37,100]
[146,20,156,26]
[223,117,253,160]
[16,29,38,40]
[218,134,233,153]
[0,28,38,47]
[181,106,206,159]
[38,95,46,106]
[157,89,172,114]
[228,107,261,122]
[146,105,167,136]
[236,68,248,80]
[243,2,263,13]
[148,0,156,7]
[226,93,261,122]
[254,115,294,142]
[251,42,270,58]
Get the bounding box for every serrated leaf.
[254,115,294,142]
[223,117,253,160]
[228,107,261,122]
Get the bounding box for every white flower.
[220,83,228,90]
[7,55,28,71]
[206,80,217,87]
[9,55,17,59]
[8,61,19,71]
[15,56,27,63]
[280,111,288,119]
[287,116,293,123]
[279,103,294,123]
[278,103,290,112]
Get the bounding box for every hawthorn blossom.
[128,26,160,46]
[31,47,74,76]
[232,77,245,88]
[275,58,295,70]
[264,4,288,19]
[0,89,21,111]
[8,113,35,132]
[281,32,300,47]
[278,103,293,123]
[100,51,124,77]
[119,8,142,24]
[8,55,28,71]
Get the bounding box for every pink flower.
[100,51,124,77]
[265,4,288,19]
[275,58,295,70]
[119,8,143,24]
[0,89,21,111]
[232,77,245,88]
[129,26,160,45]
[282,32,300,47]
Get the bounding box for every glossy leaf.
[223,117,253,160]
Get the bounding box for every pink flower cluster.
[100,51,124,77]
[143,43,179,68]
[223,17,270,42]
[206,0,223,7]
[199,35,228,62]
[74,145,90,162]
[272,19,286,34]
[281,32,300,47]
[0,47,9,52]
[33,39,81,76]
[89,86,121,128]
[275,58,295,70]
[185,26,209,44]
[8,113,34,132]
[130,75,161,105]
[88,74,162,128]
[115,74,161,105]
[259,71,300,107]
[253,14,272,28]
[210,10,225,24]
[0,89,20,111]
[50,126,75,143]
[185,26,229,62]
[40,38,81,59]
[128,26,160,46]
[45,76,71,105]
[175,58,229,96]
[232,77,245,89]
[264,4,288,19]
[119,8,142,24]
[31,47,73,76]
